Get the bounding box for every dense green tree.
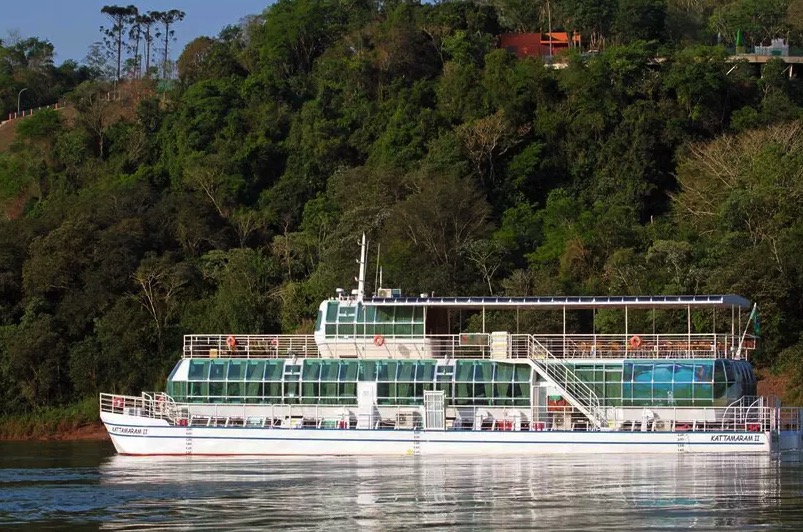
[2,0,803,414]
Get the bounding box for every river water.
[2,441,803,530]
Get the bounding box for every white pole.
[356,234,366,301]
[17,87,28,115]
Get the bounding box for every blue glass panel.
[209,361,227,381]
[245,361,266,381]
[188,360,209,380]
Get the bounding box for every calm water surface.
[2,441,803,530]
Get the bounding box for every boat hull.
[102,413,772,456]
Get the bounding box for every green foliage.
[0,0,803,415]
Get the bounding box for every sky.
[3,0,273,64]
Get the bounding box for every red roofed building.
[499,32,582,58]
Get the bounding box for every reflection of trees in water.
[94,454,798,529]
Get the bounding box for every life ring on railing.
[226,335,237,349]
[373,335,385,347]
[270,337,278,347]
[629,335,642,349]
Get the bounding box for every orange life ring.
[373,335,384,347]
[226,335,237,349]
[629,335,642,349]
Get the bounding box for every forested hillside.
[1,0,803,415]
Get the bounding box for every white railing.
[183,334,320,359]
[525,333,754,360]
[102,394,780,433]
[100,391,176,421]
[779,407,803,432]
[183,332,754,360]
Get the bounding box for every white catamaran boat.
[100,236,803,455]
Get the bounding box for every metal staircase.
[525,335,608,429]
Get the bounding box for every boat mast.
[356,233,367,301]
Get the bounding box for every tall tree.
[100,5,139,81]
[139,12,157,77]
[127,14,143,78]
[152,9,186,79]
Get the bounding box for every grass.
[0,397,102,440]
[0,119,19,153]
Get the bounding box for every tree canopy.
[1,0,803,413]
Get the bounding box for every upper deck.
[183,332,756,360]
[183,293,758,361]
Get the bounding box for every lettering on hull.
[110,427,149,436]
[710,434,761,443]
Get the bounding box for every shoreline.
[0,421,109,442]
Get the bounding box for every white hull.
[102,412,772,456]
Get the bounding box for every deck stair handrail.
[721,395,765,430]
[524,335,608,429]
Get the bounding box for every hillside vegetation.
[1,0,803,416]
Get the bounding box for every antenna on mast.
[355,233,367,301]
[374,242,381,293]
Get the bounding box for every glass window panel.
[285,382,299,404]
[188,360,209,380]
[377,308,393,323]
[341,360,358,381]
[514,366,531,382]
[416,362,435,381]
[321,361,340,381]
[209,382,225,402]
[495,364,514,383]
[326,302,338,321]
[302,380,319,404]
[315,310,323,332]
[339,361,357,403]
[209,361,227,381]
[189,381,208,400]
[377,383,391,405]
[246,361,266,381]
[394,323,412,335]
[265,360,284,380]
[474,362,494,381]
[377,361,398,381]
[724,361,737,383]
[338,324,355,337]
[359,360,377,381]
[622,382,633,406]
[227,360,245,380]
[303,360,321,380]
[395,308,413,321]
[693,382,713,402]
[396,362,415,382]
[325,324,337,336]
[455,361,473,381]
[714,360,726,385]
[245,380,260,398]
[227,382,242,401]
[623,362,633,382]
[263,381,281,400]
[694,363,713,383]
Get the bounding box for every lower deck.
[100,392,793,434]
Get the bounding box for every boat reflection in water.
[98,454,803,530]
